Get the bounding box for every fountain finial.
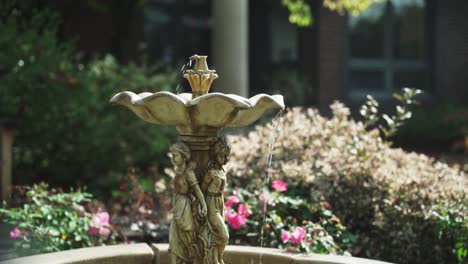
[183,55,218,98]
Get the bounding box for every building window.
[144,0,212,67]
[348,0,428,97]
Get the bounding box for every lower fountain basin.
[1,243,394,264]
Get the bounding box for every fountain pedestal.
[110,55,284,264]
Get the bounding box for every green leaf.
[382,114,394,126]
[48,229,60,237]
[68,221,77,232]
[457,247,467,262]
[392,93,403,101]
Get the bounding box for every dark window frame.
[348,0,432,98]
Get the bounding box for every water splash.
[175,55,196,94]
[259,109,284,261]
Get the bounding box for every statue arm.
[187,170,207,216]
[193,184,207,216]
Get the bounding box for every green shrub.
[0,184,112,256]
[432,200,468,264]
[395,102,468,149]
[227,102,467,264]
[0,5,178,190]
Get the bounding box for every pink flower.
[226,213,247,230]
[290,227,306,245]
[225,206,249,230]
[231,215,248,229]
[238,204,251,217]
[9,227,24,239]
[89,210,111,237]
[322,201,332,210]
[224,195,240,208]
[225,208,236,220]
[271,180,287,192]
[281,230,291,243]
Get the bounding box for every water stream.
[175,55,196,94]
[258,109,284,263]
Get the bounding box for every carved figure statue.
[201,138,231,264]
[168,142,207,264]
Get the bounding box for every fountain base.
[1,244,395,264]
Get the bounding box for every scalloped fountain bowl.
[109,91,284,137]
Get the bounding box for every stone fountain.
[109,55,284,264]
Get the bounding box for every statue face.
[216,150,229,166]
[170,151,184,167]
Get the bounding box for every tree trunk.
[1,126,14,204]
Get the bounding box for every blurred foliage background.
[0,1,177,194]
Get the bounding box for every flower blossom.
[9,227,26,239]
[290,227,306,245]
[259,192,268,201]
[225,203,251,230]
[322,201,333,210]
[281,230,291,243]
[238,204,251,217]
[271,180,287,192]
[89,210,111,237]
[224,195,240,208]
[225,210,247,230]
